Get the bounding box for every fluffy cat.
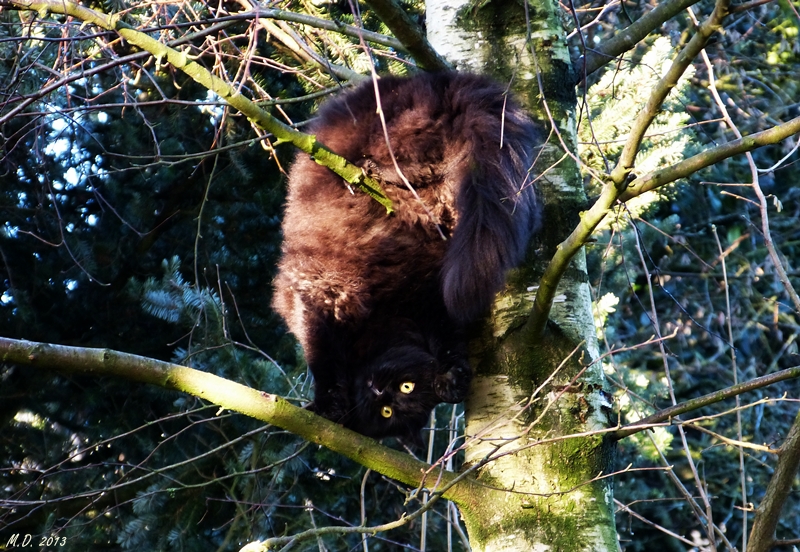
[272,72,542,442]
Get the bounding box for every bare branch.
[530,113,800,340]
[0,336,481,504]
[362,0,450,71]
[578,0,703,80]
[243,7,406,52]
[529,0,732,335]
[619,115,800,201]
[610,0,731,186]
[610,365,800,441]
[1,0,394,211]
[235,0,366,83]
[748,408,800,552]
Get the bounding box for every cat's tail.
[440,85,543,323]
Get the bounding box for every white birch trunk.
[427,0,618,549]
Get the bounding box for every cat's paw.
[433,362,472,403]
[308,386,351,423]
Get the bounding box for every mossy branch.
[529,115,800,337]
[619,115,800,202]
[0,336,482,502]
[609,0,730,186]
[529,0,731,335]
[2,0,392,212]
[527,178,619,338]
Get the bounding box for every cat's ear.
[433,362,472,403]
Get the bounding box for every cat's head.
[345,344,471,444]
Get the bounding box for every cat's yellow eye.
[399,382,415,394]
[381,406,393,418]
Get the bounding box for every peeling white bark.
[426,0,486,72]
[425,0,617,549]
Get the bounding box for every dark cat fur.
[272,72,543,442]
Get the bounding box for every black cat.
[272,72,542,442]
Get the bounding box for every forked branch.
[578,0,702,80]
[529,0,733,335]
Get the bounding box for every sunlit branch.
[111,11,404,52]
[527,172,619,338]
[685,423,773,454]
[1,0,393,211]
[609,0,730,186]
[362,0,450,71]
[270,17,364,83]
[235,8,406,52]
[619,115,800,201]
[235,0,365,83]
[19,11,404,50]
[700,41,800,318]
[528,0,732,336]
[578,0,702,80]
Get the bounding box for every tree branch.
[610,365,800,441]
[244,7,407,52]
[619,115,800,202]
[747,407,800,552]
[577,0,703,81]
[529,0,731,335]
[234,0,366,83]
[609,0,730,186]
[0,336,479,503]
[362,0,451,71]
[1,0,393,212]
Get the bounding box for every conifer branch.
[1,0,393,212]
[530,0,731,334]
[609,0,730,186]
[530,114,800,337]
[235,0,366,83]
